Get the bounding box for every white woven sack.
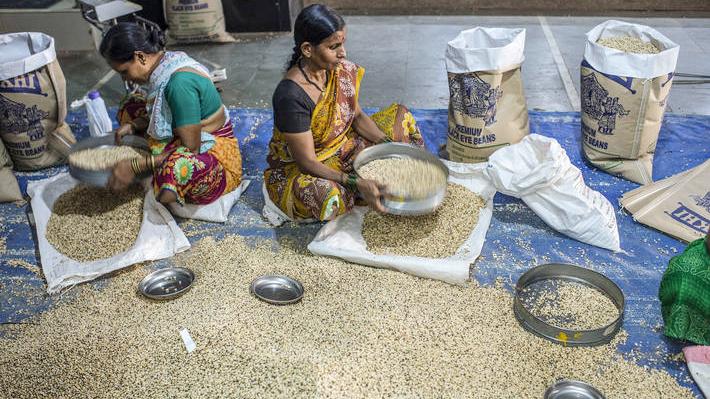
[308,162,495,285]
[169,180,250,223]
[485,134,620,251]
[27,173,190,294]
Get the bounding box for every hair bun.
[149,28,166,49]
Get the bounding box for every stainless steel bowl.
[250,275,304,305]
[138,267,195,300]
[544,379,605,399]
[353,142,449,216]
[68,134,150,187]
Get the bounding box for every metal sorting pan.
[139,267,195,300]
[544,379,605,399]
[68,134,150,187]
[513,263,624,347]
[353,142,449,216]
[250,275,304,305]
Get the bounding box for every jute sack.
[631,159,710,242]
[445,27,529,163]
[0,139,22,202]
[164,0,235,44]
[0,32,75,171]
[620,168,691,214]
[581,20,679,184]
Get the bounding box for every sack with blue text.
[581,20,679,185]
[0,140,21,202]
[624,159,710,243]
[445,27,529,163]
[0,32,75,170]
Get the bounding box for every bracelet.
[148,154,156,172]
[346,173,358,190]
[130,157,141,175]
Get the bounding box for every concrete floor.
[58,15,710,115]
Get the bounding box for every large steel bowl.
[353,143,449,216]
[68,134,150,187]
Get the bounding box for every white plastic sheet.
[485,134,621,251]
[169,180,251,223]
[27,173,190,294]
[308,163,496,285]
[261,181,316,227]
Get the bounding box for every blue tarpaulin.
[1,108,708,396]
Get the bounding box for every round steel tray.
[68,134,150,187]
[250,275,304,305]
[353,142,449,216]
[544,379,605,399]
[513,263,624,347]
[138,267,195,301]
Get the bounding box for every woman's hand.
[108,159,135,192]
[114,123,135,145]
[356,178,387,213]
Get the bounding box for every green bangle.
[380,136,393,144]
[346,174,358,190]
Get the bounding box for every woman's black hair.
[99,22,166,63]
[286,4,345,70]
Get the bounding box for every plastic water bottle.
[85,90,113,137]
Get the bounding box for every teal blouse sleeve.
[164,72,222,128]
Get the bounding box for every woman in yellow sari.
[265,4,424,221]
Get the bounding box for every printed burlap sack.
[631,159,710,242]
[619,168,691,214]
[0,32,75,171]
[445,27,529,163]
[164,0,235,44]
[581,20,679,184]
[0,139,22,202]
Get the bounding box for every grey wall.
[305,0,710,15]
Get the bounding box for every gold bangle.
[130,157,141,175]
[150,154,156,171]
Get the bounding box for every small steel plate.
[250,275,304,305]
[138,267,195,300]
[513,263,625,347]
[69,134,150,187]
[544,379,605,399]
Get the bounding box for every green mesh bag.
[659,237,710,345]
